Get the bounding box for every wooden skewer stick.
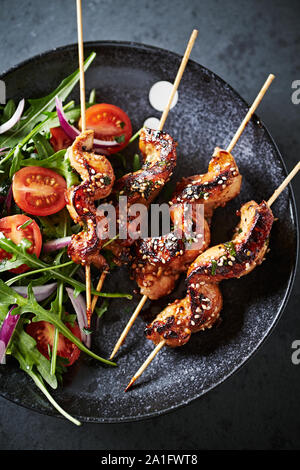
[91,270,108,313]
[108,30,198,359]
[76,0,86,132]
[91,29,198,311]
[267,161,300,207]
[125,161,300,391]
[158,29,198,131]
[110,294,148,359]
[227,74,275,153]
[111,72,275,360]
[76,0,92,325]
[124,340,166,392]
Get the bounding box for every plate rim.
[0,40,298,424]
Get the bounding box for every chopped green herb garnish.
[211,259,217,276]
[224,241,236,257]
[19,219,33,230]
[114,134,125,144]
[103,175,111,186]
[133,153,141,172]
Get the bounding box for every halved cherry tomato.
[0,214,42,274]
[26,318,81,366]
[79,103,132,154]
[50,127,72,152]
[12,166,67,216]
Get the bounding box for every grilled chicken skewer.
[76,0,92,320]
[65,131,115,327]
[91,29,199,311]
[109,148,241,359]
[110,74,274,359]
[145,200,273,346]
[66,130,115,269]
[125,161,300,390]
[65,0,116,326]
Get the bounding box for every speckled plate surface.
[0,42,297,423]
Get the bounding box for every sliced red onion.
[0,341,6,364]
[43,236,72,253]
[0,99,25,134]
[55,96,118,149]
[66,287,91,348]
[0,305,19,364]
[12,283,57,302]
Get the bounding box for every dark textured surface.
[0,0,299,450]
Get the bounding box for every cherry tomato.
[0,214,42,274]
[50,127,72,152]
[79,103,132,154]
[26,318,81,366]
[12,166,67,216]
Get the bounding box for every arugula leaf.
[1,99,16,124]
[41,104,82,131]
[32,132,54,159]
[10,317,58,389]
[0,52,96,161]
[0,237,32,272]
[88,88,96,104]
[9,145,23,179]
[0,234,132,299]
[95,299,109,319]
[49,280,64,375]
[82,327,93,335]
[0,280,116,366]
[11,346,81,425]
[38,211,71,240]
[21,148,79,187]
[0,255,25,273]
[0,300,80,424]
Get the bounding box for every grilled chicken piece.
[66,130,115,267]
[145,282,222,347]
[145,200,274,347]
[188,200,274,283]
[132,217,210,299]
[171,147,242,223]
[104,128,177,264]
[113,127,177,209]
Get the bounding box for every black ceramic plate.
[0,42,297,423]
